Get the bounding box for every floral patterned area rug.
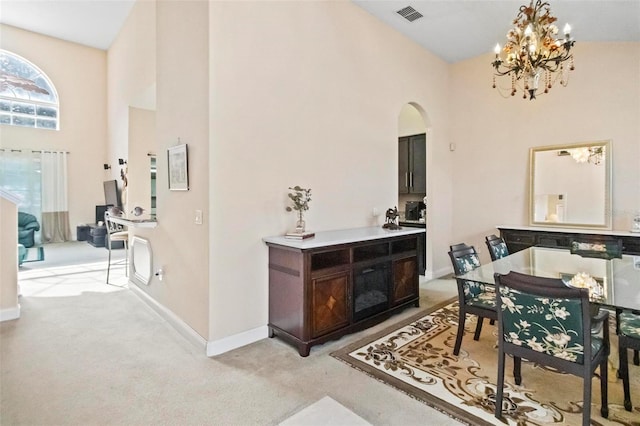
[331,300,640,426]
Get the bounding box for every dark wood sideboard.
[264,227,423,356]
[498,226,640,255]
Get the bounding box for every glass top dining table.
[456,246,640,311]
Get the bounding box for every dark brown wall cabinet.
[398,133,426,194]
[266,233,420,356]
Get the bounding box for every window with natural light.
[0,49,59,130]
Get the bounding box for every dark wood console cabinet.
[264,228,422,356]
[498,226,640,255]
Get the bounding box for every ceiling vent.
[396,6,423,22]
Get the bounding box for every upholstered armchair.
[18,212,40,248]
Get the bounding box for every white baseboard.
[0,305,20,322]
[206,325,269,357]
[128,283,268,357]
[128,284,207,351]
[433,266,453,279]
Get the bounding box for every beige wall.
[208,1,452,341]
[449,42,640,263]
[0,25,107,234]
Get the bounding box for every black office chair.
[494,271,610,426]
[447,243,497,356]
[104,211,129,285]
[485,234,509,261]
[616,308,640,411]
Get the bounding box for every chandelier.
[492,0,575,100]
[568,146,604,165]
[559,146,604,165]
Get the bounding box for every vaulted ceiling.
[1,1,638,63]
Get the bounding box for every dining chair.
[569,235,623,259]
[104,211,129,285]
[485,234,509,261]
[616,308,640,411]
[494,271,610,426]
[447,243,497,356]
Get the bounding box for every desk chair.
[104,211,128,285]
[616,309,640,411]
[494,271,610,426]
[448,243,497,356]
[485,234,509,261]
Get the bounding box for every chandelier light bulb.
[494,43,501,55]
[524,24,533,37]
[563,23,571,36]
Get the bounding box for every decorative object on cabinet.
[633,211,640,233]
[398,133,426,194]
[264,227,422,356]
[569,235,623,259]
[168,143,189,191]
[285,185,312,234]
[491,0,575,100]
[382,206,401,230]
[530,140,611,229]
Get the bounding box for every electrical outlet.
[195,209,203,225]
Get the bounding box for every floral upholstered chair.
[494,271,610,426]
[485,234,509,261]
[616,309,640,411]
[448,243,497,356]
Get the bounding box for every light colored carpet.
[279,396,372,426]
[1,242,462,425]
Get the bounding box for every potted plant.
[286,185,311,233]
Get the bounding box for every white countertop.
[497,224,639,237]
[110,215,158,228]
[263,226,425,249]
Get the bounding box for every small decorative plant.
[286,185,312,232]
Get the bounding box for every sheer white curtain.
[40,151,70,242]
[0,149,42,243]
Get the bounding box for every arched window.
[0,50,59,130]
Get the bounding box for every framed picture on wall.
[168,144,189,191]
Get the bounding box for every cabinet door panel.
[311,271,349,338]
[392,257,418,306]
[398,137,409,194]
[409,134,426,194]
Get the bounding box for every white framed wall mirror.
[530,140,612,229]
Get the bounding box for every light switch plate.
[195,209,203,225]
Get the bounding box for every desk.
[109,216,157,228]
[457,247,640,311]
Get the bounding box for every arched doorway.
[398,103,432,278]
